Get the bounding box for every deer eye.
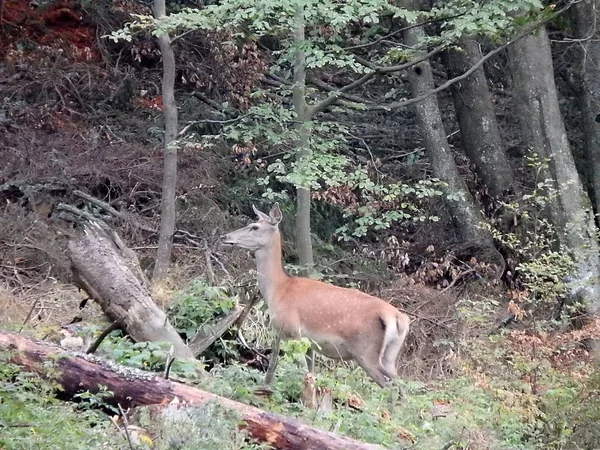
[250,225,259,231]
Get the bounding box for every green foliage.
[98,333,198,377]
[137,401,269,450]
[334,178,444,239]
[203,351,568,449]
[280,337,313,364]
[458,325,600,450]
[73,386,119,415]
[168,279,238,338]
[488,153,574,310]
[167,278,239,364]
[431,0,545,43]
[540,372,600,449]
[110,0,549,243]
[0,353,122,450]
[221,103,443,237]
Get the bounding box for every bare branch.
[343,12,466,51]
[307,43,445,116]
[86,319,123,354]
[364,4,574,111]
[308,71,376,116]
[354,44,445,74]
[269,4,573,116]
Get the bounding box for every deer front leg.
[264,335,281,385]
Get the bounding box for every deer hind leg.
[391,316,410,375]
[380,336,403,380]
[349,335,392,388]
[375,316,399,380]
[353,353,390,387]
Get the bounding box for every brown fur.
[222,203,410,387]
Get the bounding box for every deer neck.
[255,230,288,305]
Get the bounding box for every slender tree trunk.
[264,5,314,387]
[445,38,518,198]
[508,28,600,311]
[572,1,600,212]
[404,16,494,247]
[292,4,314,268]
[152,0,179,284]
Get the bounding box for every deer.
[221,203,410,387]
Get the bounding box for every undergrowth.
[1,276,598,449]
[204,338,599,450]
[0,353,122,450]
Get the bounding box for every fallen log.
[0,331,384,450]
[66,223,195,360]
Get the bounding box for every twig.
[210,252,231,278]
[18,298,39,333]
[233,291,261,329]
[192,91,236,117]
[73,190,124,220]
[343,12,466,51]
[440,268,478,293]
[86,319,123,354]
[179,112,253,136]
[55,203,108,226]
[401,307,450,329]
[164,345,175,380]
[441,440,457,450]
[117,404,135,450]
[73,191,157,234]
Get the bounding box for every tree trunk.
[67,225,195,360]
[404,19,494,247]
[0,332,383,450]
[445,38,518,198]
[508,28,600,311]
[293,4,314,268]
[152,0,179,284]
[572,1,600,213]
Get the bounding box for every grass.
[0,355,122,450]
[1,279,599,450]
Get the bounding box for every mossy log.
[0,331,384,450]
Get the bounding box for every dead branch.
[86,319,123,354]
[188,306,244,357]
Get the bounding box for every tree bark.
[67,224,195,360]
[572,1,600,213]
[293,4,314,268]
[508,28,600,310]
[445,38,518,198]
[152,0,179,284]
[0,332,383,450]
[404,16,494,248]
[187,306,243,357]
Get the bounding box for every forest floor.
[1,1,600,449]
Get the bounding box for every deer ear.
[269,202,282,225]
[252,205,271,222]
